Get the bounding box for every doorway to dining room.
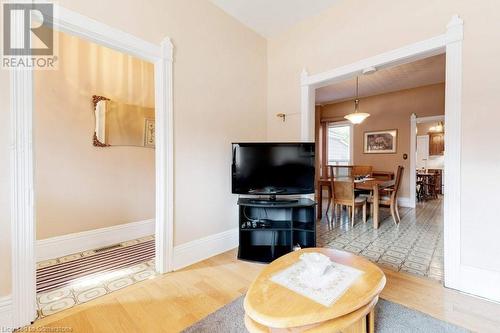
[313,53,446,283]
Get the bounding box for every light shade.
[344,112,370,124]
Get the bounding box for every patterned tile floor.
[317,197,444,281]
[36,236,157,318]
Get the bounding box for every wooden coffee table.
[244,248,386,333]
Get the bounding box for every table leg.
[317,183,323,219]
[271,231,275,259]
[367,309,375,333]
[373,184,379,229]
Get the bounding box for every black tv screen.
[231,143,315,195]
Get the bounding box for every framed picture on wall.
[364,129,397,154]
[144,118,155,148]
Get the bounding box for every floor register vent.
[93,243,123,253]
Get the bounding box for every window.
[327,122,353,166]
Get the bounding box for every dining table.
[316,177,395,229]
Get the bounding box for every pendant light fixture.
[344,76,370,124]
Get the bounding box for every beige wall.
[321,84,445,199]
[34,31,155,240]
[0,0,267,296]
[267,0,500,272]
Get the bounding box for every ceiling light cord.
[355,76,359,111]
[344,75,370,124]
[356,76,359,100]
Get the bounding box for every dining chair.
[332,165,353,177]
[323,167,333,216]
[352,165,374,197]
[329,169,367,227]
[325,165,351,215]
[425,171,439,200]
[352,165,373,178]
[368,166,404,225]
[416,172,424,201]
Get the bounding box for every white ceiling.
[210,0,340,38]
[316,54,446,104]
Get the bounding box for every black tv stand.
[248,196,299,205]
[237,198,316,263]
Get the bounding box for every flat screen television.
[231,142,315,196]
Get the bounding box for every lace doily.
[270,255,363,307]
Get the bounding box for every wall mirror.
[92,95,155,148]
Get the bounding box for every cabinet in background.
[429,132,444,156]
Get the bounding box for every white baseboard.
[172,228,239,271]
[36,219,155,262]
[398,197,412,208]
[0,296,13,332]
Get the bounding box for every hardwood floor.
[29,249,500,333]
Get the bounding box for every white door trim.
[409,114,445,207]
[415,115,446,123]
[9,5,174,328]
[410,113,417,207]
[301,16,465,296]
[442,16,463,293]
[10,11,36,327]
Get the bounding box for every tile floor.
[317,197,444,281]
[36,236,157,318]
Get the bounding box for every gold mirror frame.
[92,95,110,147]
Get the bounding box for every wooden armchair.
[368,166,404,225]
[329,170,367,227]
[325,166,352,216]
[352,165,373,177]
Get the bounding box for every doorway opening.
[314,53,446,282]
[413,115,445,206]
[301,15,463,294]
[33,28,158,317]
[9,6,173,328]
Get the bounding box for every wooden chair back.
[330,176,355,206]
[393,166,404,197]
[329,165,353,178]
[322,165,330,179]
[323,165,342,178]
[352,165,373,177]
